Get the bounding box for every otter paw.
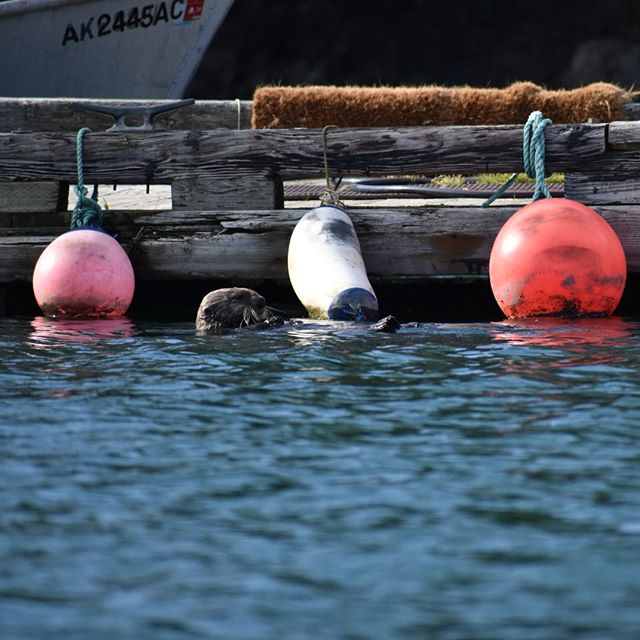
[370,315,401,333]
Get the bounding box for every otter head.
[196,287,269,333]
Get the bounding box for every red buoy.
[32,229,135,318]
[489,198,626,318]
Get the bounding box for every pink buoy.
[30,316,135,347]
[32,229,135,318]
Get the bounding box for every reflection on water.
[28,316,136,348]
[489,317,632,369]
[490,316,631,348]
[286,318,368,346]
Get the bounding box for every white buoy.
[288,205,379,320]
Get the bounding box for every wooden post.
[171,174,284,210]
[564,172,640,206]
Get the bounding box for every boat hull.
[0,0,234,98]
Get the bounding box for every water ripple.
[2,316,640,639]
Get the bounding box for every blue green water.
[2,315,640,639]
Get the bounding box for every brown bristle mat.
[252,82,631,128]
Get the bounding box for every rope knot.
[320,187,344,208]
[523,110,553,200]
[482,110,553,207]
[70,127,104,230]
[320,125,345,209]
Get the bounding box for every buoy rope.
[482,111,553,207]
[320,125,344,208]
[70,127,104,229]
[524,111,553,200]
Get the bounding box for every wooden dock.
[2,98,640,318]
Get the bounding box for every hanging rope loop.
[319,125,344,208]
[482,110,553,207]
[70,127,104,229]
[523,110,553,200]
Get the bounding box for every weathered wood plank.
[565,172,640,205]
[599,206,640,270]
[0,125,607,184]
[0,235,57,282]
[0,182,66,213]
[3,205,640,283]
[569,149,640,176]
[95,206,521,280]
[2,210,69,228]
[608,121,640,149]
[171,175,283,210]
[0,99,253,132]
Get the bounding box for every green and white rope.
[482,111,553,207]
[70,127,104,229]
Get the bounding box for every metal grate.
[284,177,564,200]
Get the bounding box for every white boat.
[0,0,235,98]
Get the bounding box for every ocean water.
[1,314,640,639]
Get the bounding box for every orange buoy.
[32,229,135,318]
[489,198,626,318]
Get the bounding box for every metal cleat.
[71,99,195,131]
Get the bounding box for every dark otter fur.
[196,287,272,333]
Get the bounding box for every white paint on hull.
[0,0,234,98]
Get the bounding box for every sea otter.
[196,287,401,334]
[195,287,285,333]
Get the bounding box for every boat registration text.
[62,0,204,46]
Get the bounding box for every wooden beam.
[0,125,607,184]
[608,121,640,149]
[565,172,640,205]
[0,182,66,213]
[0,99,253,132]
[3,204,640,283]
